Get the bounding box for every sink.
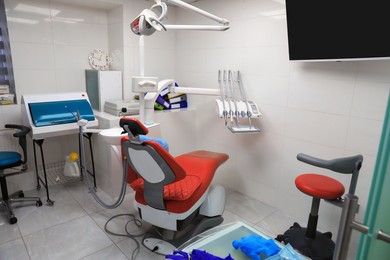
[99,127,127,145]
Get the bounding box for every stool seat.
[295,173,345,199]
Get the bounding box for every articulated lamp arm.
[131,0,230,36]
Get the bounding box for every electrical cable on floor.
[104,213,147,260]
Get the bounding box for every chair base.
[143,215,224,255]
[276,222,334,260]
[0,190,42,224]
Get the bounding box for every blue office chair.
[0,124,42,224]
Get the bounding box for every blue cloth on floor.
[139,135,169,151]
[165,249,234,260]
[232,234,280,260]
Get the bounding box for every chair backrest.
[4,124,30,164]
[120,118,186,210]
[297,153,363,195]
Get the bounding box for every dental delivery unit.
[131,0,261,133]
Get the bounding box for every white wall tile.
[11,42,55,70]
[236,132,285,189]
[108,6,123,25]
[13,69,57,97]
[285,108,349,148]
[288,76,355,115]
[53,45,91,70]
[49,1,108,24]
[51,21,108,47]
[7,19,52,44]
[242,46,290,77]
[357,60,390,83]
[204,48,243,73]
[176,48,206,73]
[290,61,358,82]
[345,117,383,156]
[351,82,390,121]
[244,75,289,107]
[54,69,87,92]
[254,104,286,135]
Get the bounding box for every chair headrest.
[119,117,149,137]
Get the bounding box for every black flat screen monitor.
[285,1,390,61]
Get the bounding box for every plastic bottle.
[63,152,80,177]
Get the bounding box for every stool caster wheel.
[36,200,43,207]
[9,217,17,224]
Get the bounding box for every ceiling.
[49,0,122,10]
[49,0,200,10]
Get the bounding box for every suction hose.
[78,119,128,209]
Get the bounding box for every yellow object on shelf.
[63,152,80,177]
[69,152,79,162]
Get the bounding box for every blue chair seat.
[0,152,21,167]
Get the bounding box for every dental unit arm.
[130,0,229,36]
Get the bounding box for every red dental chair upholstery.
[120,118,229,253]
[276,153,363,260]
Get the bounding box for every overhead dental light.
[131,0,230,36]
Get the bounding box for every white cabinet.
[85,70,122,112]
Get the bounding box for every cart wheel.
[9,217,17,224]
[36,200,43,207]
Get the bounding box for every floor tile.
[0,238,30,260]
[79,244,128,260]
[15,185,87,236]
[222,209,245,224]
[63,181,115,214]
[0,215,21,245]
[89,207,147,244]
[255,210,303,238]
[24,215,113,260]
[225,191,277,224]
[116,235,166,260]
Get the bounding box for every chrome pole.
[333,194,368,260]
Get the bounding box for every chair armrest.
[5,124,30,137]
[297,153,363,174]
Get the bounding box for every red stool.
[276,153,363,260]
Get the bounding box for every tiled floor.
[0,181,358,260]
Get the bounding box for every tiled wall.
[1,0,389,246]
[5,0,109,100]
[0,0,178,192]
[0,0,112,191]
[173,0,390,241]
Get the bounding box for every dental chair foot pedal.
[143,236,176,255]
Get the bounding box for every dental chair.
[276,153,363,260]
[0,124,42,224]
[120,118,229,254]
